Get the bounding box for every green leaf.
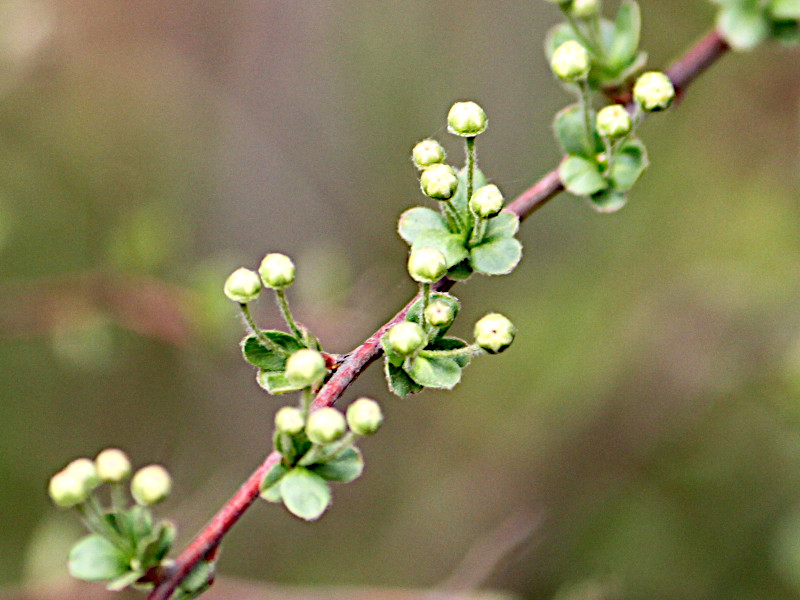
[717,4,771,50]
[411,229,469,268]
[106,570,144,592]
[384,360,423,397]
[553,104,602,158]
[256,370,304,394]
[260,462,290,502]
[607,0,641,68]
[589,189,628,213]
[484,211,520,240]
[429,336,472,368]
[309,447,364,483]
[772,19,800,44]
[447,259,474,280]
[770,0,800,19]
[609,138,649,191]
[242,331,303,371]
[68,534,130,582]
[137,521,175,569]
[172,560,216,600]
[405,355,462,389]
[470,237,523,276]
[559,155,608,197]
[280,468,331,521]
[398,206,448,245]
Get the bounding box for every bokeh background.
[1,1,799,599]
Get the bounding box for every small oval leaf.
[280,468,331,521]
[68,534,129,582]
[406,355,462,389]
[398,207,448,245]
[309,447,364,483]
[470,237,523,276]
[559,155,608,197]
[553,104,602,158]
[411,230,469,268]
[385,360,424,397]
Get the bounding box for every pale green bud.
[275,406,305,435]
[285,348,327,388]
[412,139,446,170]
[424,300,455,328]
[95,448,132,483]
[224,267,262,303]
[633,71,675,112]
[346,397,383,436]
[474,313,516,354]
[469,184,504,218]
[550,40,590,82]
[305,407,347,445]
[48,470,88,508]
[258,253,296,289]
[570,0,600,17]
[131,464,172,506]
[407,247,447,283]
[386,321,427,356]
[447,101,488,137]
[419,164,458,200]
[64,458,100,494]
[595,104,632,139]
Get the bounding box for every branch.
[147,28,730,600]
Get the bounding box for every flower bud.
[64,458,100,494]
[595,104,632,139]
[407,247,447,283]
[131,464,172,506]
[223,267,262,303]
[258,253,295,290]
[447,101,488,137]
[474,313,516,354]
[550,40,590,82]
[570,0,600,17]
[48,470,88,508]
[285,348,327,388]
[412,139,446,170]
[424,300,456,328]
[469,184,504,219]
[633,71,675,112]
[419,164,458,200]
[95,448,132,483]
[305,407,347,445]
[346,397,383,436]
[275,406,305,435]
[386,321,427,356]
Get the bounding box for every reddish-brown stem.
[147,28,730,600]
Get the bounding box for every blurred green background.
[1,1,799,599]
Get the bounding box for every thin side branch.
[147,28,730,600]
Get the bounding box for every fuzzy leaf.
[608,0,641,68]
[609,138,649,191]
[260,462,290,503]
[411,230,469,267]
[485,211,520,240]
[384,360,423,397]
[589,189,628,213]
[257,370,304,394]
[429,337,472,368]
[398,206,448,245]
[470,237,523,276]
[309,447,364,483]
[405,355,462,389]
[559,155,608,197]
[68,534,129,582]
[447,259,474,280]
[242,331,302,371]
[280,468,331,521]
[553,104,602,158]
[137,521,175,569]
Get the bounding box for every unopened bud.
[386,321,427,356]
[346,397,383,436]
[469,184,504,219]
[570,0,599,17]
[275,406,305,435]
[95,448,132,483]
[224,267,262,303]
[633,71,675,112]
[305,407,347,445]
[408,247,447,283]
[420,164,458,200]
[596,104,632,139]
[131,465,172,506]
[412,139,446,170]
[550,40,590,82]
[258,253,296,290]
[424,300,456,328]
[64,458,100,494]
[474,313,516,354]
[48,470,88,508]
[447,101,488,137]
[285,348,327,388]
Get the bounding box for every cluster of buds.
[224,252,297,305]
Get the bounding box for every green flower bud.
[570,0,600,17]
[595,104,632,139]
[94,448,132,483]
[474,312,516,354]
[224,267,262,303]
[407,247,447,283]
[550,40,590,82]
[48,470,88,508]
[469,184,505,219]
[64,458,100,494]
[419,164,458,200]
[386,321,427,356]
[285,348,327,388]
[447,101,488,137]
[633,71,675,112]
[412,139,446,170]
[258,253,296,290]
[305,407,347,445]
[346,397,383,436]
[275,406,305,435]
[131,464,172,506]
[424,299,456,328]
